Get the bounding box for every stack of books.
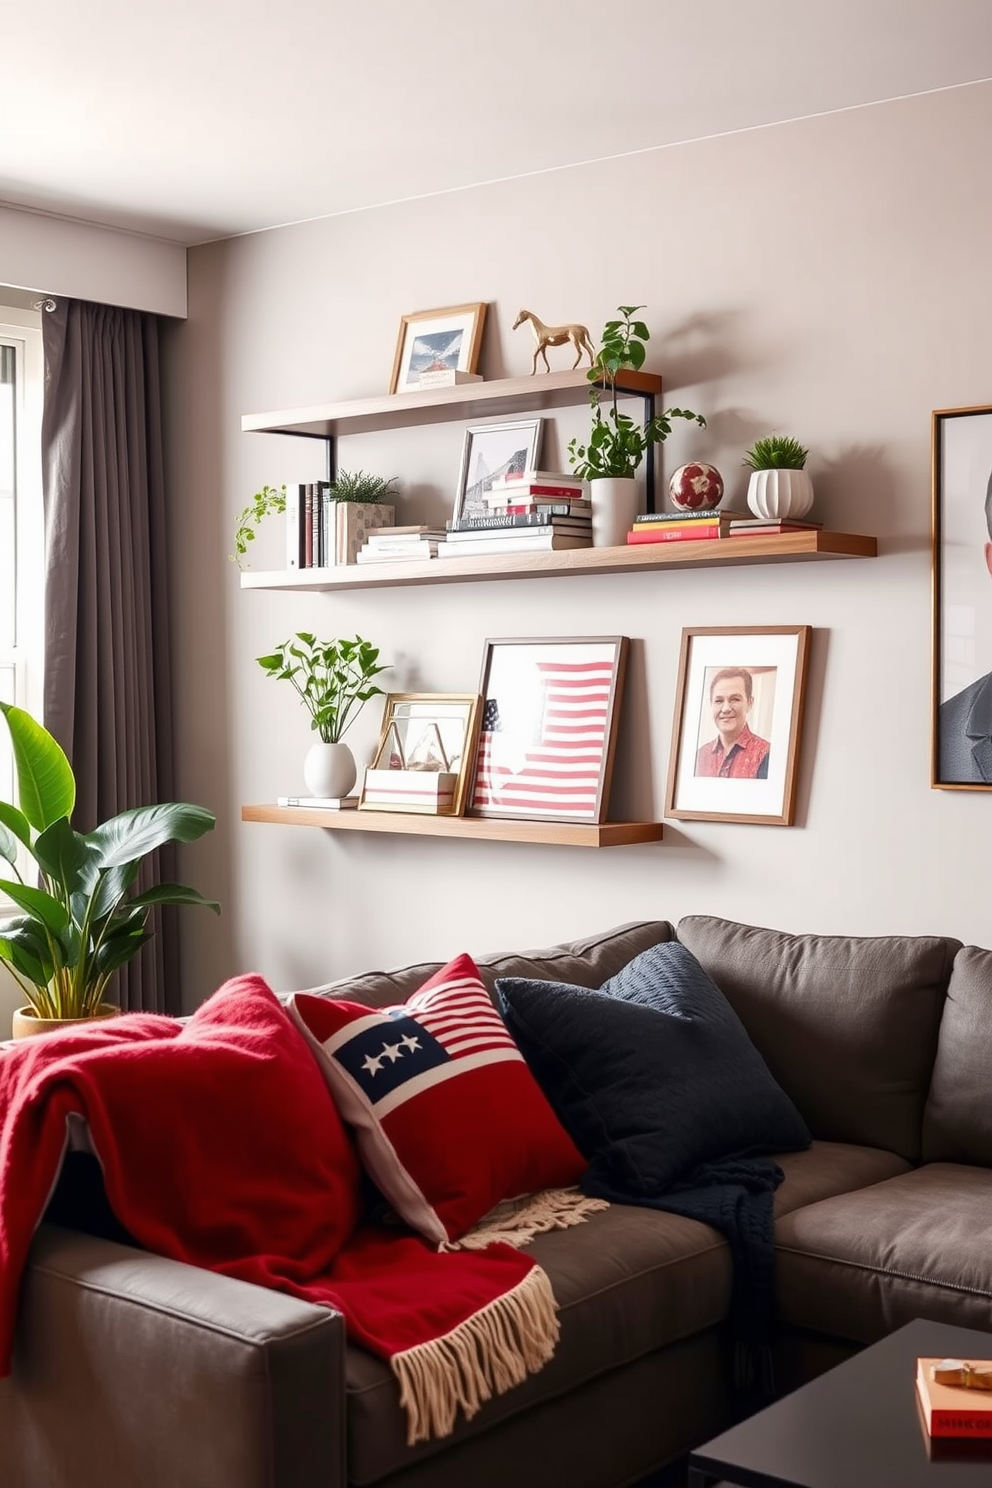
[356,526,448,563]
[286,483,395,567]
[728,516,823,538]
[441,469,593,557]
[626,508,745,545]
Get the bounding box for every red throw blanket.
[0,977,559,1442]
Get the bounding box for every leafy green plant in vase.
[256,633,390,798]
[567,305,706,547]
[0,703,219,1038]
[742,434,813,520]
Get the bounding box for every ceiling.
[3,0,992,247]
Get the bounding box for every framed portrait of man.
[932,405,992,790]
[666,626,811,826]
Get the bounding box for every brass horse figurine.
[512,309,596,374]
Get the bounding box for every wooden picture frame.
[359,693,482,816]
[452,418,544,526]
[389,303,487,394]
[665,626,811,826]
[468,636,628,823]
[932,405,992,789]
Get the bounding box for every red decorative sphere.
[668,462,724,511]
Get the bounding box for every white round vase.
[746,468,814,520]
[590,477,639,548]
[303,741,357,798]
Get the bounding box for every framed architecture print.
[665,626,811,826]
[452,418,544,526]
[932,405,992,790]
[360,693,482,816]
[389,303,487,394]
[468,636,628,823]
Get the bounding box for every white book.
[438,534,591,556]
[445,522,590,541]
[285,482,305,568]
[493,470,583,487]
[413,369,483,389]
[277,795,359,809]
[356,544,440,562]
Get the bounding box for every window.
[0,306,44,826]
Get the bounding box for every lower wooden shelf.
[242,804,663,848]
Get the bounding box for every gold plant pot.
[11,1004,121,1040]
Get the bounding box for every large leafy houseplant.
[0,703,219,1021]
[567,305,706,479]
[256,633,389,743]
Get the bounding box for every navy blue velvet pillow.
[496,940,810,1196]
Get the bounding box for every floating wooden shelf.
[240,529,877,592]
[241,368,662,439]
[242,804,663,848]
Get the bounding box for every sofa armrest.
[0,1225,346,1488]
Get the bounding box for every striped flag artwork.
[473,650,616,820]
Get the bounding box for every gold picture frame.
[389,303,488,395]
[359,693,483,815]
[665,626,811,826]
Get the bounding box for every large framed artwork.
[389,303,487,394]
[665,626,811,826]
[468,636,628,823]
[452,419,543,526]
[932,405,992,789]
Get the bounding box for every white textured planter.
[590,477,638,548]
[303,741,357,798]
[746,468,814,520]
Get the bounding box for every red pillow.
[289,954,586,1244]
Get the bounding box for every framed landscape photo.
[468,636,628,823]
[360,693,482,816]
[453,418,543,525]
[932,405,992,790]
[665,626,811,826]
[389,303,487,394]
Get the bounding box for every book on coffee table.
[916,1357,992,1437]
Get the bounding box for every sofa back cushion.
[922,945,992,1163]
[301,920,676,1010]
[675,916,959,1161]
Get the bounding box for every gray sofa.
[3,913,989,1488]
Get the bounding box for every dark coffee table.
[688,1318,992,1488]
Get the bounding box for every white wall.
[166,82,992,1011]
[0,203,186,317]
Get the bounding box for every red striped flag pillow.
[289,954,586,1244]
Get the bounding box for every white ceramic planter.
[590,477,638,548]
[746,468,814,520]
[303,740,357,798]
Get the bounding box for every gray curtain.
[41,298,179,1014]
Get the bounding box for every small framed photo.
[932,405,992,789]
[360,693,482,816]
[468,636,628,823]
[665,626,811,826]
[389,303,487,394]
[453,418,544,525]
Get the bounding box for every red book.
[917,1358,992,1437]
[728,522,819,536]
[626,525,725,545]
[489,482,585,501]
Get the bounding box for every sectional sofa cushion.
[921,945,992,1163]
[289,954,585,1245]
[299,920,676,1009]
[775,1163,992,1344]
[496,940,810,1196]
[676,916,959,1161]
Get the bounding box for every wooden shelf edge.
[241,804,663,848]
[239,530,877,592]
[241,368,663,439]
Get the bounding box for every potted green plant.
[0,703,219,1037]
[567,305,706,547]
[742,434,813,520]
[256,633,390,798]
[326,470,399,504]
